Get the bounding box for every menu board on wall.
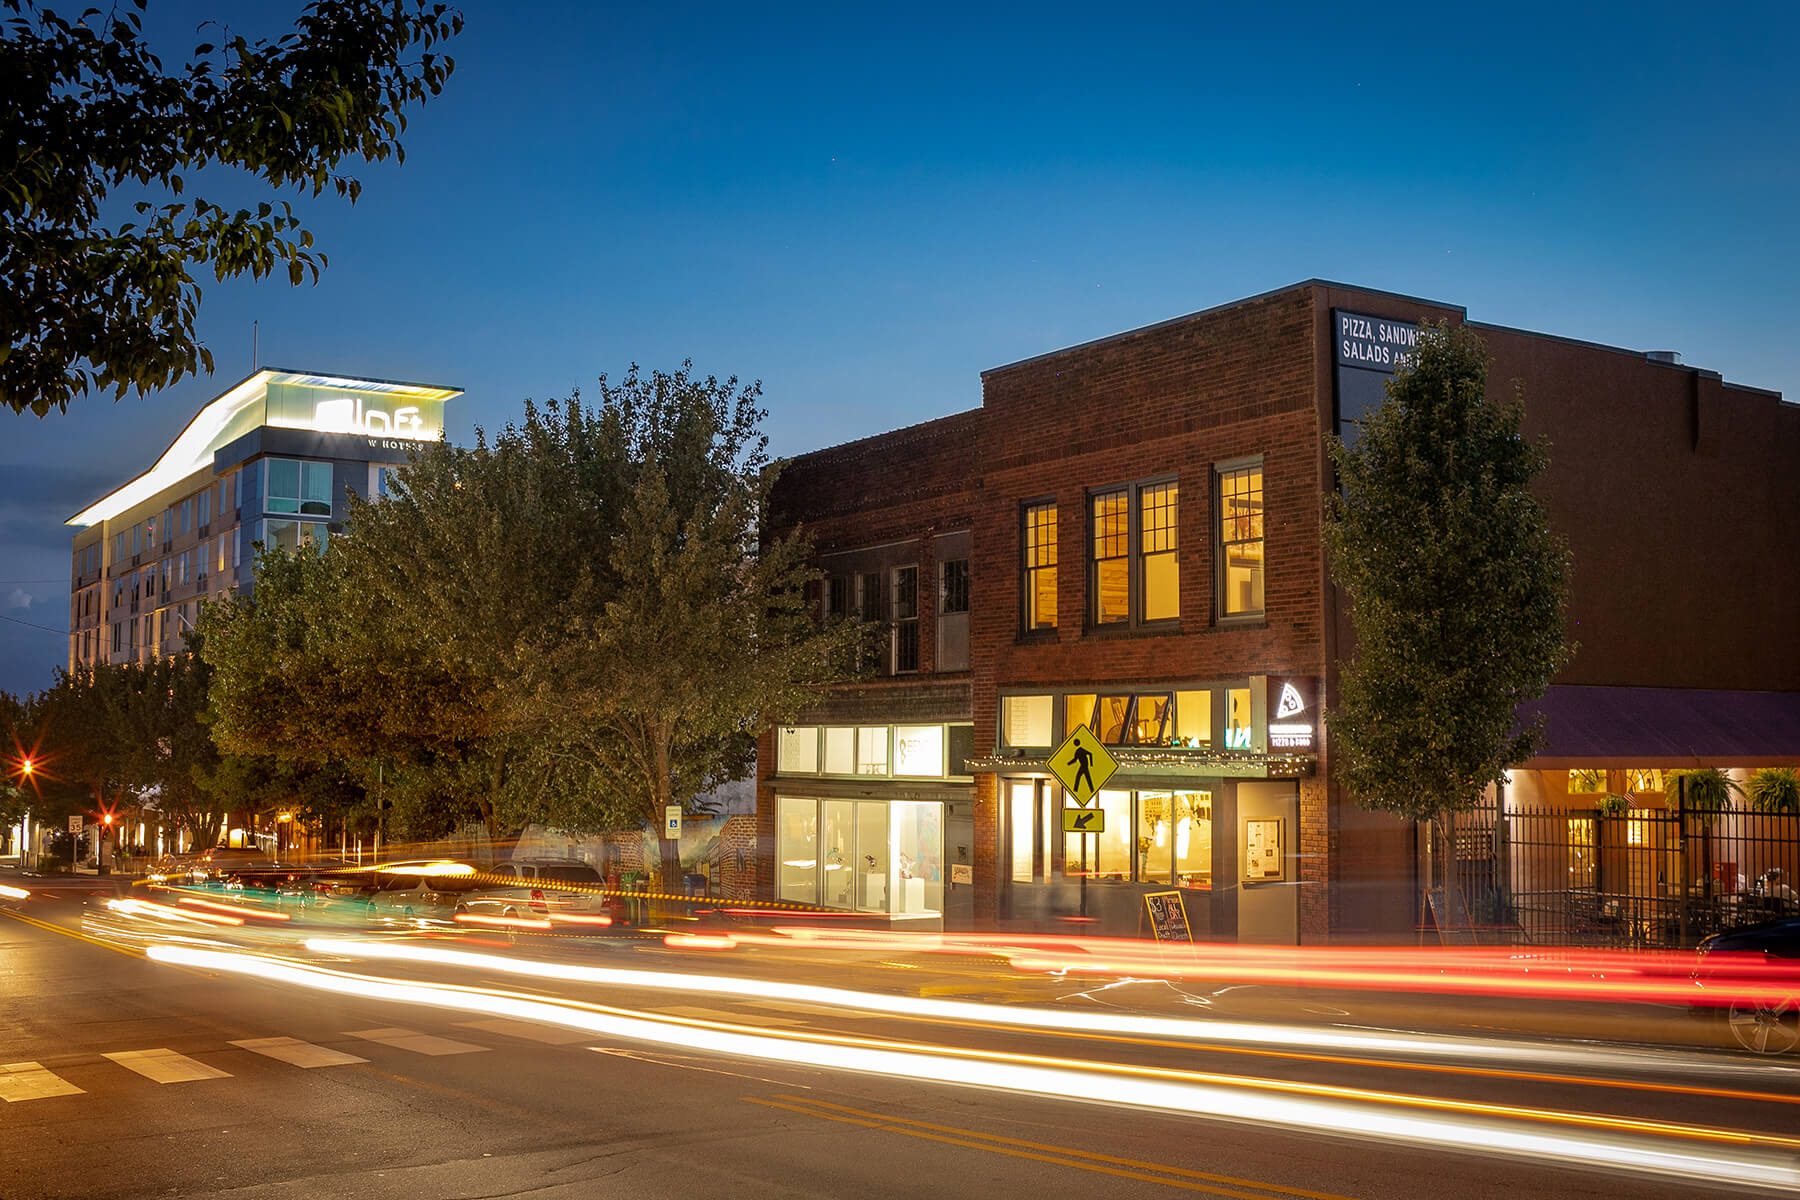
[1244,817,1284,882]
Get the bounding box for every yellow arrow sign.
[1062,807,1105,834]
[1046,723,1118,805]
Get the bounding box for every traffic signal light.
[102,813,114,827]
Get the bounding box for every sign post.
[1046,725,1119,921]
[67,815,83,872]
[663,806,682,840]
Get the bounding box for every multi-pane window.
[1060,788,1213,888]
[198,490,211,529]
[266,459,333,517]
[1217,463,1265,618]
[1022,502,1057,632]
[160,507,173,547]
[1139,483,1178,621]
[1089,482,1179,627]
[827,576,849,618]
[892,565,919,673]
[1090,489,1130,625]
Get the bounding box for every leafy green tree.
[202,366,866,864]
[524,391,867,889]
[1,0,462,414]
[1324,323,1572,932]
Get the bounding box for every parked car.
[359,861,484,921]
[455,858,609,925]
[1693,915,1800,1055]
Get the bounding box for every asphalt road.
[4,874,1798,1200]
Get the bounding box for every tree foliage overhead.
[1324,323,1573,824]
[202,364,865,856]
[1,0,462,415]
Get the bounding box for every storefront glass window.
[1173,791,1212,887]
[777,797,818,904]
[856,727,890,775]
[777,727,818,775]
[1065,789,1131,880]
[1064,694,1096,737]
[1567,818,1595,889]
[856,801,888,911]
[893,725,944,777]
[1225,686,1252,749]
[1002,695,1053,748]
[1175,690,1211,747]
[1136,792,1173,884]
[1095,695,1131,743]
[1009,781,1036,884]
[1568,769,1607,795]
[891,800,944,916]
[823,727,855,775]
[820,800,856,908]
[1130,694,1171,744]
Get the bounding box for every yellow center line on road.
[743,1093,1357,1200]
[2,907,143,960]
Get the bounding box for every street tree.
[524,390,868,889]
[1,0,462,415]
[1323,323,1572,934]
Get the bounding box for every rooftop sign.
[67,369,459,527]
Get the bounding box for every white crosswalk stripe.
[345,1027,488,1056]
[230,1037,369,1068]
[1,1061,84,1102]
[102,1049,231,1084]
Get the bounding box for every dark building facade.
[759,281,1800,942]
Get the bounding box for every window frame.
[1085,475,1180,632]
[891,563,920,674]
[1019,498,1059,636]
[1213,456,1266,622]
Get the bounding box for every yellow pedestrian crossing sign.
[1046,724,1118,805]
[1062,807,1105,833]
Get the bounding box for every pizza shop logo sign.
[1268,682,1313,749]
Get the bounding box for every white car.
[360,861,482,920]
[454,859,609,925]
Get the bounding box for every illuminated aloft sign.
[264,380,445,442]
[312,395,427,438]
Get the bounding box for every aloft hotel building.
[67,369,461,668]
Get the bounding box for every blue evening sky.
[3,1,1797,693]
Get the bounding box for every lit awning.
[1519,685,1800,768]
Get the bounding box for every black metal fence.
[1501,806,1800,949]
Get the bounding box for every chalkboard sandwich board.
[1143,890,1192,943]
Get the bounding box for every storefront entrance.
[776,795,946,921]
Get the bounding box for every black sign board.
[1332,309,1424,442]
[1143,890,1192,943]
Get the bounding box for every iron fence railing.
[1500,805,1800,949]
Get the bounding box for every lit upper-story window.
[1087,479,1178,629]
[1021,501,1057,633]
[1216,460,1264,619]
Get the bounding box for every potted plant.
[1746,767,1800,815]
[1666,768,1743,823]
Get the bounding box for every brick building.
[758,281,1800,943]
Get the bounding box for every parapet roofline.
[65,368,463,528]
[979,279,1469,378]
